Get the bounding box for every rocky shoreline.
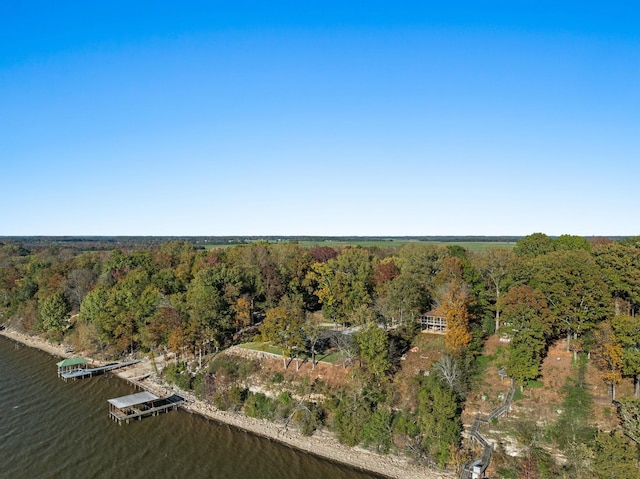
[0,328,454,479]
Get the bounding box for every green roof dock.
[56,357,140,380]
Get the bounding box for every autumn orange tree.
[438,280,472,357]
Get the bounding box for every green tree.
[593,240,640,314]
[355,322,391,382]
[416,375,461,468]
[499,285,552,337]
[272,242,314,305]
[260,305,306,370]
[617,397,640,444]
[362,408,393,453]
[591,430,639,479]
[379,272,429,327]
[396,243,447,294]
[308,247,374,324]
[531,250,612,356]
[79,285,111,348]
[555,234,591,252]
[331,390,372,446]
[307,261,339,323]
[507,318,547,388]
[39,291,70,335]
[513,233,556,258]
[472,248,515,333]
[512,420,558,479]
[611,314,640,397]
[186,266,241,353]
[499,285,551,387]
[553,362,595,450]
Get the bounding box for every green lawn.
[238,341,283,356]
[238,341,348,365]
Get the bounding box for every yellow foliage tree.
[439,280,472,356]
[233,296,252,330]
[595,320,624,400]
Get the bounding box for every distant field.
[205,240,516,252]
[425,241,516,252]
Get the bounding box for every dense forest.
[1,234,639,477]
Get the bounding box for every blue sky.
[1,2,638,236]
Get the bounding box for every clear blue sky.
[1,2,638,236]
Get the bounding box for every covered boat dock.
[108,391,185,424]
[56,357,88,377]
[57,358,140,380]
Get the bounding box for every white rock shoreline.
[0,327,454,479]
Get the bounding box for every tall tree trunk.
[566,330,571,352]
[495,288,500,333]
[612,382,616,401]
[635,375,639,398]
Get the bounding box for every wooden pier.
[108,391,185,424]
[57,358,140,380]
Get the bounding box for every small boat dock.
[108,391,185,424]
[57,357,140,380]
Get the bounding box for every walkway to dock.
[108,391,185,424]
[459,380,516,479]
[59,360,140,380]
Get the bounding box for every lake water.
[0,335,382,479]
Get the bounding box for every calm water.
[0,336,382,479]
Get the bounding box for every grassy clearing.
[316,350,347,364]
[238,341,347,365]
[413,332,447,351]
[238,341,283,356]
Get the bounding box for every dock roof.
[56,357,87,367]
[108,391,159,409]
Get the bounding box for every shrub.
[163,362,192,390]
[275,391,294,419]
[363,408,393,454]
[208,354,258,381]
[293,402,325,436]
[244,392,276,420]
[213,385,247,411]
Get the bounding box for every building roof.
[108,391,159,409]
[56,357,87,367]
[422,307,446,318]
